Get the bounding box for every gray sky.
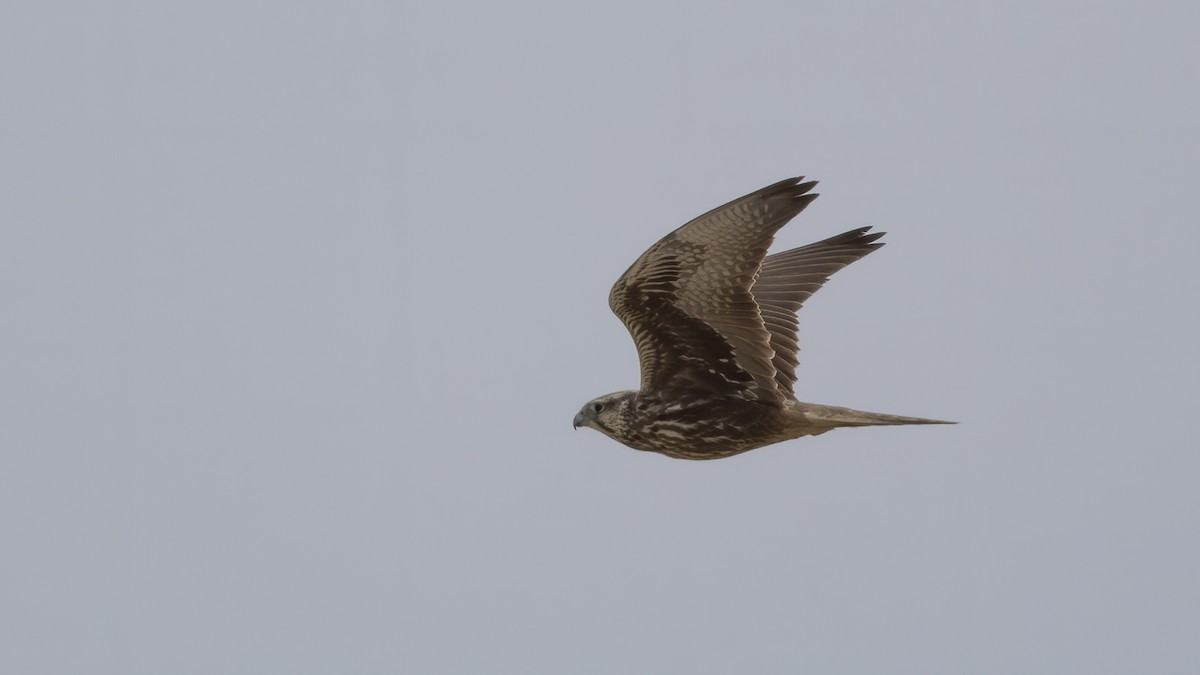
[3,1,1198,673]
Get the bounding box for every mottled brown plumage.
[574,177,953,459]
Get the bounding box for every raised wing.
[608,177,819,405]
[752,227,885,398]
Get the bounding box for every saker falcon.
[573,176,953,460]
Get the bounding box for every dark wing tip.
[758,177,820,216]
[760,176,819,198]
[806,226,887,250]
[860,228,886,249]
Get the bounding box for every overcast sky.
[3,2,1198,673]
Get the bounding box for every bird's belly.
[628,399,792,460]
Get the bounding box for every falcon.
[573,176,953,460]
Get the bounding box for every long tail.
[798,403,956,428]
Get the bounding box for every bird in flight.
[573,176,953,460]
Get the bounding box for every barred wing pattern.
[753,227,885,399]
[608,177,819,405]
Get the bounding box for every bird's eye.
[592,402,605,413]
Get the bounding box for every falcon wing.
[608,177,819,405]
[752,227,885,399]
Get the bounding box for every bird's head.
[573,391,637,438]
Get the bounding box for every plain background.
[3,2,1198,673]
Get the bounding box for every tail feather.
[799,403,956,429]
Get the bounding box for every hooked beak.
[573,412,585,429]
